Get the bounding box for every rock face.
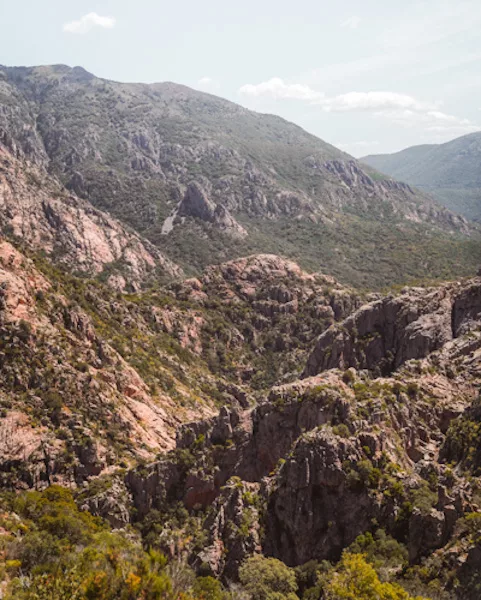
[0,239,217,488]
[113,273,481,592]
[304,278,481,377]
[124,320,479,572]
[195,480,262,578]
[177,181,247,237]
[0,143,181,290]
[264,429,373,565]
[172,254,361,386]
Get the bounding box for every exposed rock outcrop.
[0,239,215,487]
[178,181,247,237]
[304,278,481,377]
[0,144,181,290]
[264,429,374,565]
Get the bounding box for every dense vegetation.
[160,214,481,289]
[0,487,430,600]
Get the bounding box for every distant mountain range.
[0,64,479,288]
[362,131,481,222]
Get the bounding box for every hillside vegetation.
[0,64,478,288]
[362,132,481,221]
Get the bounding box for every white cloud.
[239,78,324,101]
[63,12,116,34]
[379,109,480,136]
[320,91,436,112]
[239,78,480,137]
[341,16,361,30]
[239,80,434,112]
[197,77,220,92]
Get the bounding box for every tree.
[193,576,225,600]
[239,555,298,600]
[324,553,428,600]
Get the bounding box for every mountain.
[362,132,481,222]
[1,234,481,598]
[0,241,361,488]
[2,63,481,599]
[0,64,479,288]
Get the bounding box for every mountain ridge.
[1,63,479,289]
[362,131,481,222]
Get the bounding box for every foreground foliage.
[0,487,434,600]
[1,487,191,599]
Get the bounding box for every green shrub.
[193,576,225,600]
[239,555,298,600]
[332,424,350,438]
[2,487,189,600]
[324,553,428,600]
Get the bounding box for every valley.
[0,64,480,600]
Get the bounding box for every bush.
[347,529,408,573]
[342,370,355,385]
[3,486,190,600]
[193,576,225,600]
[332,424,350,439]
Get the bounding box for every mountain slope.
[116,273,481,598]
[362,132,481,221]
[0,241,362,488]
[0,144,181,290]
[0,64,479,288]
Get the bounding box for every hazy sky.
[2,0,480,155]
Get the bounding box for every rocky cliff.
[304,278,481,377]
[0,246,361,490]
[83,273,480,599]
[0,140,181,290]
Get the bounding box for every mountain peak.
[0,64,479,287]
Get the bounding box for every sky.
[1,0,480,156]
